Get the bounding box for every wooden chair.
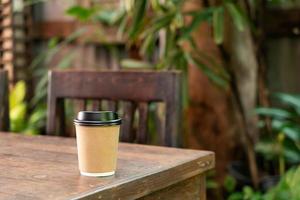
[0,70,9,131]
[46,70,182,147]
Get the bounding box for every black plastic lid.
[74,111,122,126]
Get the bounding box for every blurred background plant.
[9,80,46,135]
[9,28,84,135]
[226,166,300,200]
[256,93,300,176]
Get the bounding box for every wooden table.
[0,133,214,200]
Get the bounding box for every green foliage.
[128,0,147,39]
[213,7,224,44]
[10,28,84,135]
[264,167,300,200]
[227,166,300,200]
[206,170,220,190]
[180,8,213,40]
[224,175,237,192]
[256,93,300,174]
[9,81,46,135]
[65,0,249,89]
[228,186,264,200]
[9,81,27,132]
[225,2,247,32]
[66,6,96,21]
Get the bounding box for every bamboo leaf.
[28,105,47,126]
[213,7,224,44]
[180,8,214,40]
[56,52,76,69]
[117,14,129,38]
[35,74,48,94]
[282,126,300,141]
[48,37,59,48]
[143,12,176,37]
[66,6,96,21]
[128,0,147,39]
[187,37,230,81]
[121,59,153,68]
[31,88,47,106]
[274,93,300,114]
[150,0,164,11]
[140,34,155,57]
[225,2,247,32]
[256,107,293,119]
[185,52,228,87]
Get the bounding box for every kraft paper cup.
[74,111,121,177]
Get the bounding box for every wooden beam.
[30,21,125,44]
[265,8,300,37]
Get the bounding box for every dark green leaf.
[140,34,155,57]
[185,52,228,87]
[117,14,129,38]
[225,2,247,31]
[255,140,279,160]
[284,147,300,163]
[31,87,47,106]
[164,28,176,59]
[187,37,230,80]
[212,7,224,44]
[128,0,147,39]
[256,107,293,119]
[224,175,237,192]
[228,193,244,200]
[28,105,47,128]
[180,8,213,40]
[56,52,76,69]
[66,6,96,21]
[48,37,59,48]
[143,12,176,37]
[274,93,300,114]
[282,126,300,141]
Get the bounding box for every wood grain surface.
[0,132,214,200]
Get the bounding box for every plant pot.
[228,160,281,192]
[228,161,253,189]
[259,175,280,192]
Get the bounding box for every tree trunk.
[184,0,260,186]
[183,0,243,183]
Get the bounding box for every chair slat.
[121,102,135,142]
[57,99,66,136]
[137,102,149,144]
[0,70,9,131]
[107,101,117,111]
[75,100,87,111]
[155,102,166,145]
[91,100,101,111]
[83,100,88,110]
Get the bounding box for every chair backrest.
[0,70,9,131]
[46,70,182,147]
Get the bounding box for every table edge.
[71,152,215,200]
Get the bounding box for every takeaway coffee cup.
[74,111,122,177]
